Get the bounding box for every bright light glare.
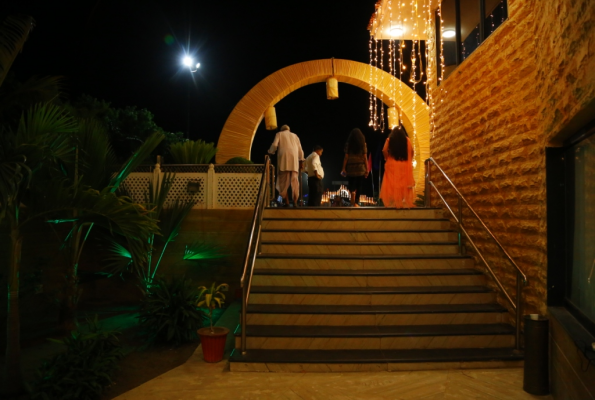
[443,29,456,38]
[182,56,193,67]
[195,63,200,69]
[388,26,404,37]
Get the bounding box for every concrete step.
[261,230,458,242]
[263,207,445,220]
[251,268,486,287]
[255,254,475,270]
[229,348,524,372]
[249,285,496,306]
[245,303,507,326]
[260,241,460,255]
[234,324,516,350]
[262,218,451,231]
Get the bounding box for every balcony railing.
[123,164,265,209]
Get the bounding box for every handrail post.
[241,282,247,354]
[240,155,270,355]
[515,272,523,351]
[424,159,431,207]
[457,195,463,255]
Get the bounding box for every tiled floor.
[115,345,552,400]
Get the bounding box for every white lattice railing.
[123,164,264,209]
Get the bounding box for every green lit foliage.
[169,139,218,164]
[138,276,204,345]
[183,241,225,262]
[225,156,253,164]
[197,282,229,332]
[0,103,160,396]
[105,173,196,287]
[30,316,125,400]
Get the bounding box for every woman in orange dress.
[380,127,415,208]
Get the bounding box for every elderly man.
[268,124,304,207]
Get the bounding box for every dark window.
[547,120,595,336]
[437,0,508,82]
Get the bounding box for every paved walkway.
[115,347,552,400]
[115,302,551,400]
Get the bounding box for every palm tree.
[57,120,164,329]
[105,172,197,289]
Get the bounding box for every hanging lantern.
[388,107,400,129]
[326,77,339,100]
[264,106,277,130]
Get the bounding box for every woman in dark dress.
[341,128,369,207]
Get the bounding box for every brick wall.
[431,0,595,316]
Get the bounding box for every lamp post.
[182,55,200,138]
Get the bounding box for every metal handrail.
[424,157,527,350]
[240,155,272,354]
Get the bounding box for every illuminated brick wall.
[431,0,595,316]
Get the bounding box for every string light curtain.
[368,0,437,140]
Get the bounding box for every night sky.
[5,0,391,190]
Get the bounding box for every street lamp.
[183,55,200,72]
[182,55,201,138]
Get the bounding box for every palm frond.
[16,102,77,165]
[154,198,196,246]
[0,14,35,87]
[183,241,225,261]
[108,131,164,191]
[146,172,175,218]
[76,118,117,189]
[0,130,30,221]
[0,75,62,113]
[169,139,217,164]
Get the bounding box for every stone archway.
[216,58,430,190]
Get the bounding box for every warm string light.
[501,0,505,23]
[321,186,376,206]
[379,39,386,132]
[388,0,395,107]
[368,34,374,127]
[376,1,387,132]
[398,40,404,126]
[397,1,404,127]
[424,0,436,137]
[374,38,379,129]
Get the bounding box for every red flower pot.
[198,326,229,363]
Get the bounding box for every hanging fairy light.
[368,34,375,127]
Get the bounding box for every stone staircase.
[229,207,523,372]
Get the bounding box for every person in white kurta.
[268,125,305,206]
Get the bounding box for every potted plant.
[197,282,230,362]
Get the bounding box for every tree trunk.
[58,222,84,332]
[2,223,25,397]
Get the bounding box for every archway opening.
[216,59,430,192]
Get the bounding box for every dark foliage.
[30,316,125,400]
[66,94,184,162]
[225,156,254,164]
[138,276,204,345]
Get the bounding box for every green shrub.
[168,139,217,164]
[225,156,253,164]
[31,316,124,400]
[138,276,204,345]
